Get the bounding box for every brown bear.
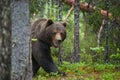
[31,18,66,76]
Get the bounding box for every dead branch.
[97,19,105,47]
[82,12,87,39]
[64,5,74,23]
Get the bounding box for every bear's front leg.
[41,59,66,76]
[41,60,59,73]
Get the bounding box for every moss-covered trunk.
[0,0,11,80]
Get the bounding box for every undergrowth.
[34,61,120,80]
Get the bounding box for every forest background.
[30,0,120,80]
[0,0,120,80]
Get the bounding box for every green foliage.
[110,48,120,64]
[110,48,120,59]
[34,61,120,80]
[93,63,115,71]
[30,0,41,17]
[90,47,105,54]
[110,53,120,60]
[60,61,87,74]
[90,47,105,63]
[100,73,114,80]
[80,49,93,64]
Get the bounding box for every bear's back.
[31,18,47,38]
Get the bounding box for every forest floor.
[34,62,120,80]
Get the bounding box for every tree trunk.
[11,0,32,80]
[58,0,62,21]
[73,0,80,62]
[0,0,11,80]
[55,0,58,21]
[51,0,54,17]
[58,0,63,63]
[105,0,109,63]
[40,0,45,18]
[47,0,50,18]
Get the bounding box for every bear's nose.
[55,33,62,44]
[57,40,62,43]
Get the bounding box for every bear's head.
[37,19,66,48]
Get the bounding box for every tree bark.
[73,0,80,62]
[105,0,109,63]
[11,0,32,80]
[58,0,63,63]
[47,0,50,18]
[55,0,58,20]
[58,0,62,21]
[0,0,11,80]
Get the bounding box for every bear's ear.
[62,22,67,27]
[46,19,54,27]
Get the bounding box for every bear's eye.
[52,32,56,35]
[61,32,64,36]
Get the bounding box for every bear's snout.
[57,40,62,44]
[55,39,62,46]
[52,33,62,48]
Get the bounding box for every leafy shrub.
[90,47,105,63]
[110,48,120,64]
[93,63,115,72]
[110,48,120,59]
[90,47,105,54]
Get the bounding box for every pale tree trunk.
[11,0,32,80]
[73,0,80,62]
[0,0,11,80]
